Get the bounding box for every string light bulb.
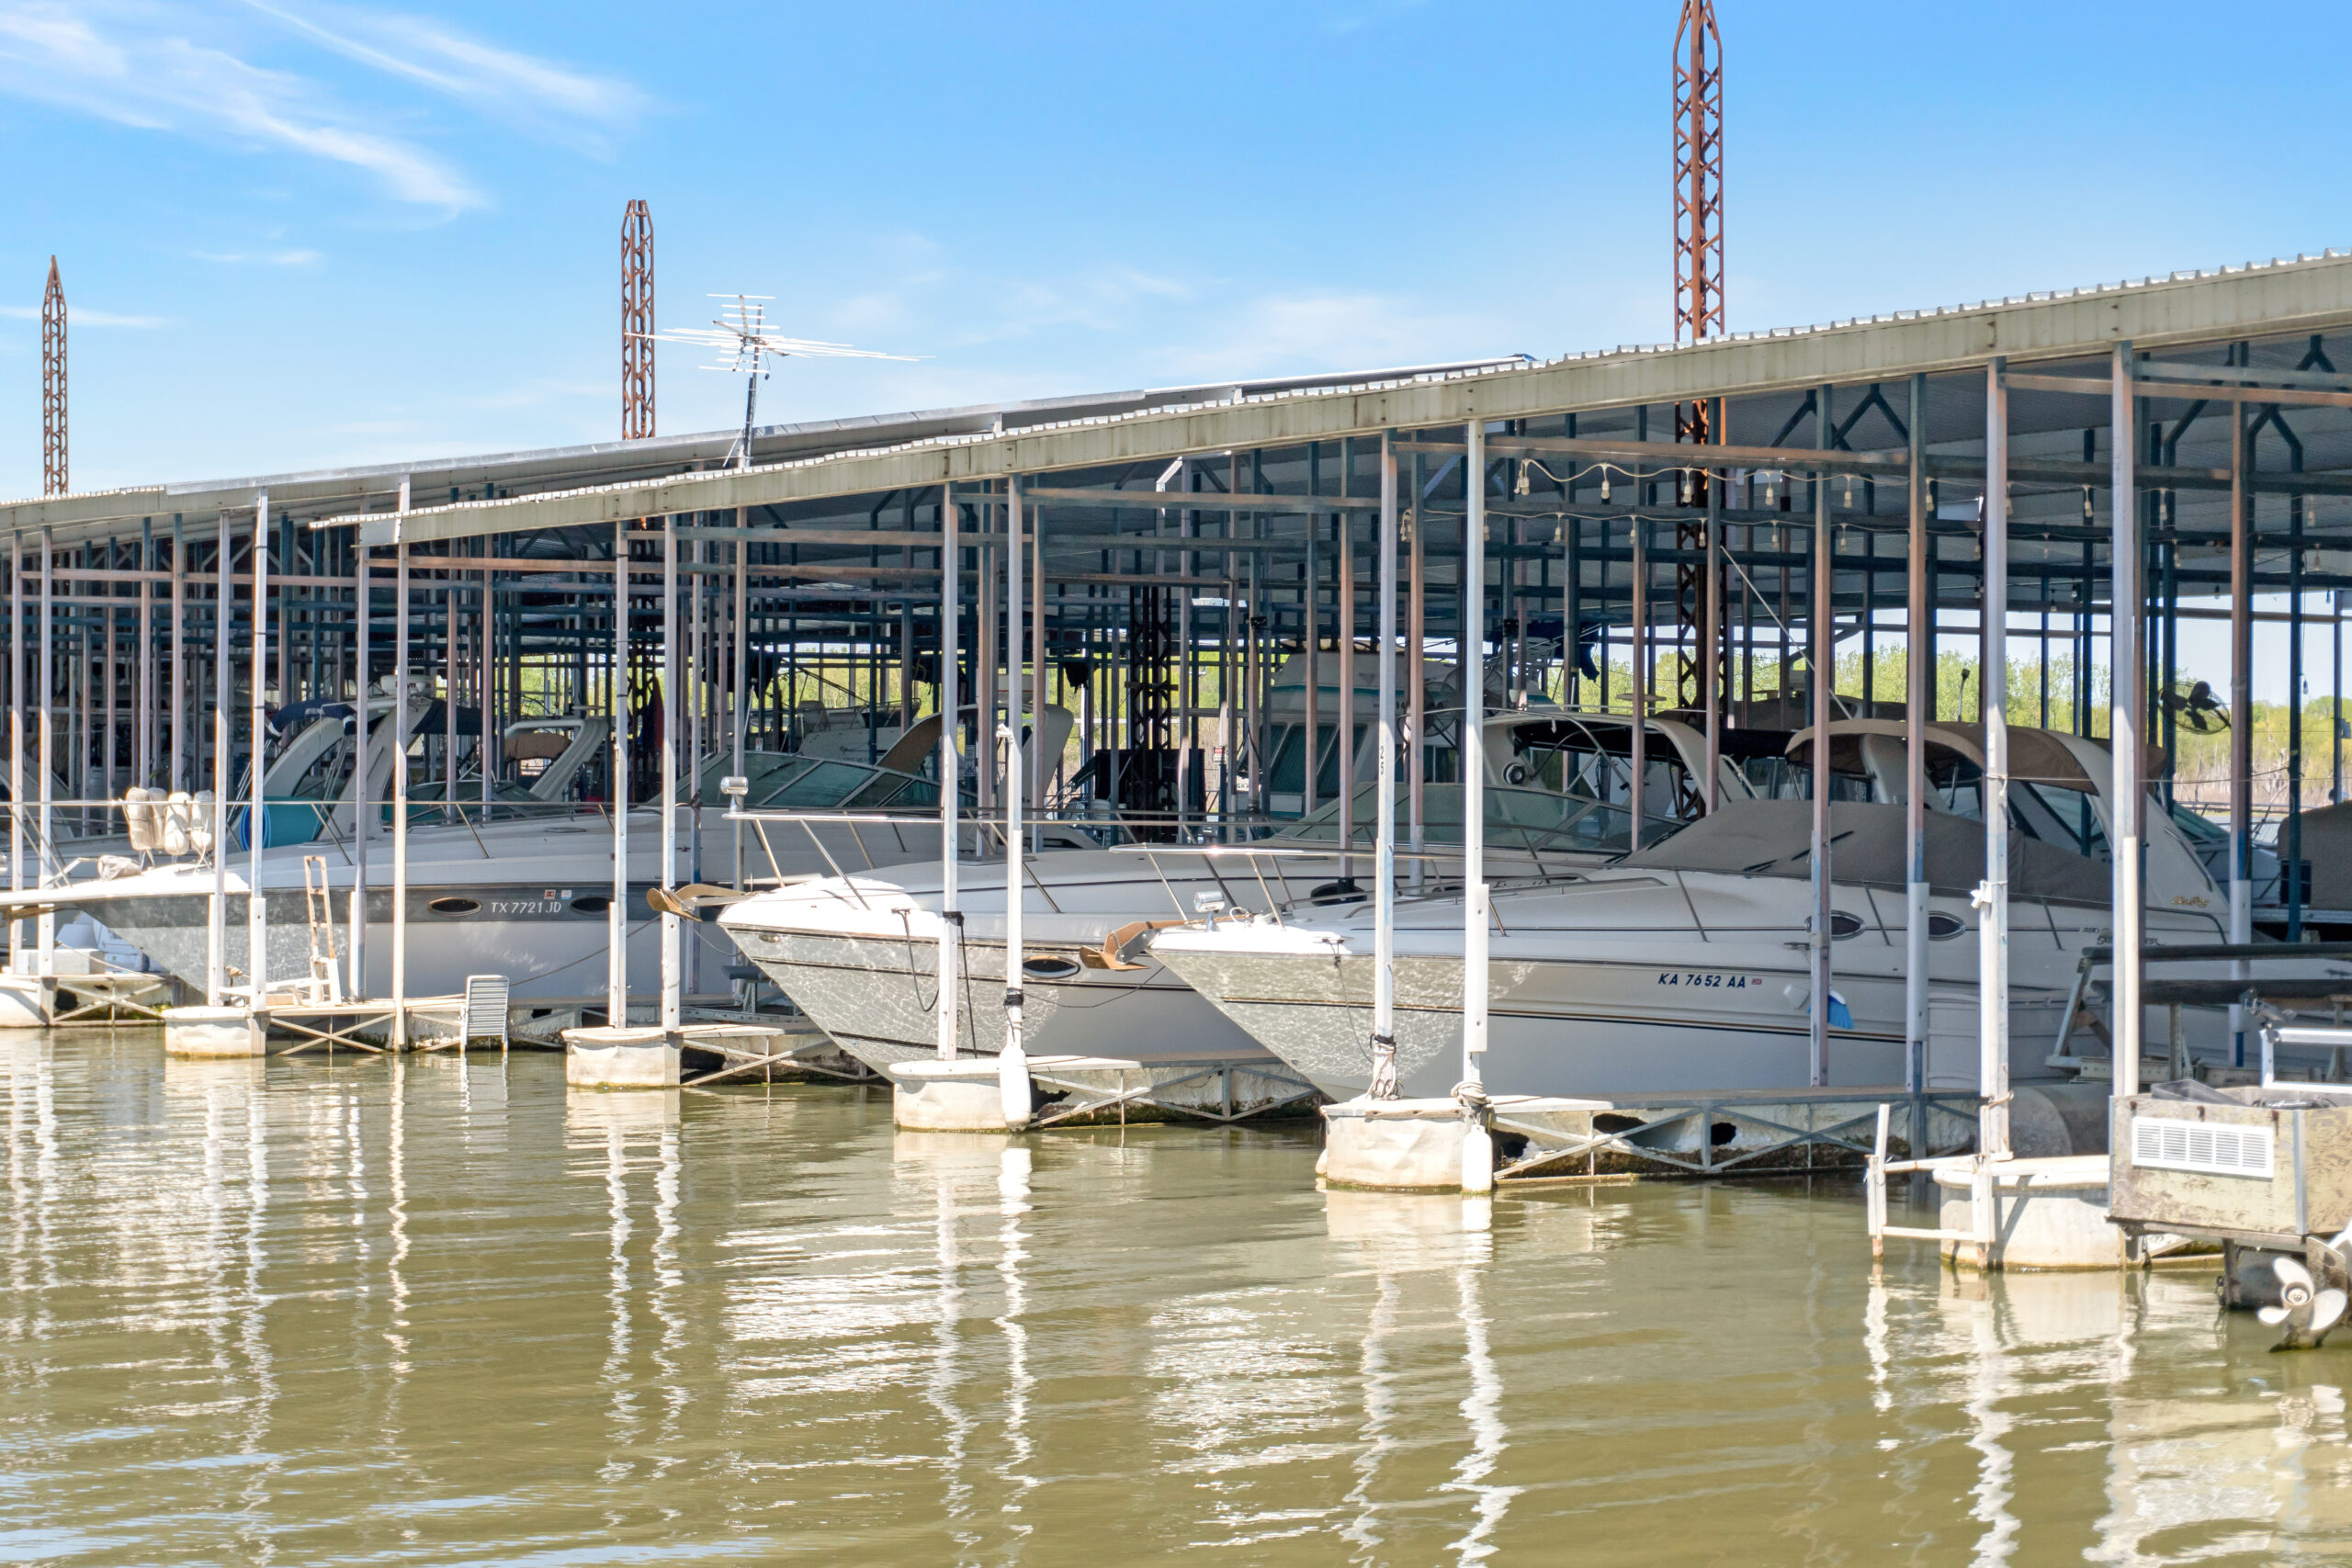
[1600,470,1611,502]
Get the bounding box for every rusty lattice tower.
[41,257,65,495]
[1671,2,1724,710]
[621,200,655,440]
[1672,2,1724,347]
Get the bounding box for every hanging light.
[1763,471,1777,508]
[1515,460,1532,497]
[1843,475,1856,508]
[1600,469,1611,502]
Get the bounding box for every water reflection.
[20,1048,2352,1562]
[1324,1189,1516,1560]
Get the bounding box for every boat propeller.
[2261,1255,2350,1350]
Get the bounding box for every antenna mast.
[41,257,65,495]
[621,201,655,440]
[633,297,916,471]
[1672,2,1724,713]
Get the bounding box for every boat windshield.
[689,752,942,812]
[1276,783,1671,856]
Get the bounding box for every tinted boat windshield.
[689,752,942,811]
[1276,783,1666,856]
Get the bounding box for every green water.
[4,1032,2349,1565]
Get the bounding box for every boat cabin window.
[1501,717,1701,824]
[1263,722,1364,805]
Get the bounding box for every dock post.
[998,476,1031,1127]
[1368,433,1399,1099]
[1905,373,1929,1134]
[7,530,19,974]
[1977,365,2010,1158]
[1460,417,1493,1194]
[660,512,680,1033]
[609,519,629,1029]
[248,491,268,999]
[1807,388,1832,1088]
[2110,341,2145,1100]
[39,529,53,983]
[351,531,372,1000]
[391,539,409,1047]
[2229,396,2252,1063]
[937,481,961,1064]
[207,521,225,1005]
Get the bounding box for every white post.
[206,521,223,1002]
[939,481,962,1061]
[1461,420,1493,1191]
[8,532,20,971]
[1339,445,1356,885]
[248,491,269,999]
[660,513,681,1033]
[732,507,748,892]
[609,522,630,1027]
[2230,401,2252,1061]
[1808,390,1833,1087]
[391,540,410,1045]
[39,529,54,979]
[1904,377,1930,1100]
[1977,364,2011,1158]
[2110,341,2144,1100]
[1369,432,1400,1099]
[352,497,380,999]
[1000,478,1030,1124]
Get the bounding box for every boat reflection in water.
[8,1043,2352,1560]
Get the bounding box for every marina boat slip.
[16,746,960,1002]
[1151,723,2282,1102]
[718,711,1772,1072]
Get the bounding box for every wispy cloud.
[0,302,166,327]
[0,1,648,210]
[1150,289,1509,379]
[238,0,646,156]
[189,247,322,265]
[0,1,478,207]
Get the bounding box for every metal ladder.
[301,855,343,1004]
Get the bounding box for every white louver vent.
[2131,1115,2275,1179]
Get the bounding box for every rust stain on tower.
[1672,2,1724,712]
[621,200,656,440]
[41,257,65,496]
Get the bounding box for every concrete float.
[560,1025,680,1088]
[0,974,51,1028]
[1933,1156,2131,1269]
[162,1005,266,1058]
[890,1057,1030,1132]
[1319,1095,1605,1191]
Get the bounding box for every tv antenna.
[634,295,916,469]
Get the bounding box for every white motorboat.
[1151,723,2267,1101]
[718,711,1773,1072]
[23,741,972,1004]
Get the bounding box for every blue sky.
[2,0,2348,500]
